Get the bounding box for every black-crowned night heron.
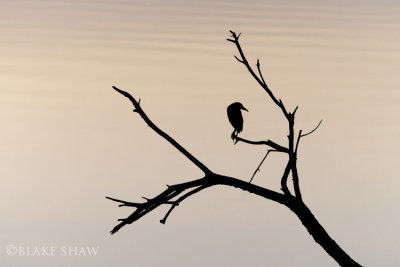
[227,102,248,140]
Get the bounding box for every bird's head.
[234,102,248,112]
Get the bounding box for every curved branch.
[112,86,212,175]
[107,173,288,234]
[301,119,323,138]
[295,119,323,153]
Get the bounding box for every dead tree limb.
[249,149,277,183]
[107,31,362,267]
[112,86,211,176]
[234,136,289,152]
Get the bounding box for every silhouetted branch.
[295,119,323,153]
[301,119,323,137]
[106,196,140,207]
[228,30,289,118]
[160,184,210,224]
[110,86,288,234]
[108,173,288,234]
[234,136,289,153]
[256,59,267,86]
[108,32,362,266]
[291,163,302,199]
[228,31,303,199]
[108,177,209,234]
[216,31,359,265]
[295,130,302,154]
[250,149,277,183]
[234,55,244,63]
[112,86,212,175]
[280,160,293,196]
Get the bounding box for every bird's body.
[227,102,248,140]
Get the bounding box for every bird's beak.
[242,107,248,112]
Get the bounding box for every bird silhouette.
[227,102,248,140]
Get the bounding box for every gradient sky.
[1,0,400,266]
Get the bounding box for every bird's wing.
[227,107,243,133]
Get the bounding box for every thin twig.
[234,55,244,63]
[295,130,302,154]
[160,185,210,224]
[105,196,140,207]
[256,59,266,86]
[293,106,299,115]
[301,120,323,138]
[249,149,276,183]
[295,120,323,153]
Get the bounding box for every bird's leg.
[231,130,237,141]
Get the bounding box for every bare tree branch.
[108,173,287,234]
[160,184,210,224]
[280,160,293,196]
[228,30,289,118]
[295,119,323,153]
[107,31,362,267]
[295,130,302,154]
[256,59,267,86]
[112,86,212,175]
[234,136,289,153]
[106,196,140,207]
[249,149,276,183]
[108,177,209,234]
[234,55,244,63]
[227,31,303,199]
[301,119,323,138]
[291,163,302,199]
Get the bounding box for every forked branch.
[295,119,323,153]
[109,87,287,234]
[227,30,290,118]
[107,172,287,234]
[227,30,300,198]
[107,31,362,266]
[107,177,210,234]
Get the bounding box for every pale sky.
[1,0,400,266]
